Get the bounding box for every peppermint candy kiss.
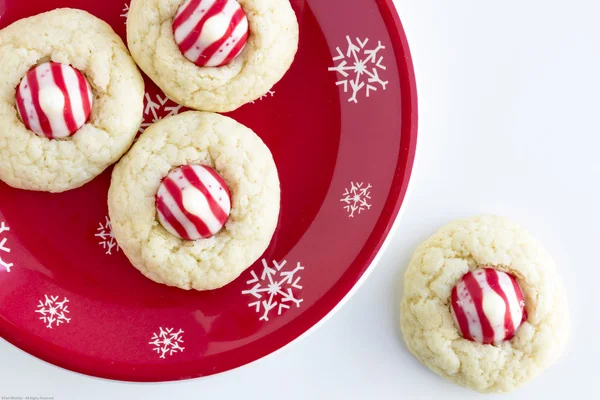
[156,165,232,240]
[451,268,527,344]
[173,0,249,67]
[16,62,93,139]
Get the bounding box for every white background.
[2,0,599,398]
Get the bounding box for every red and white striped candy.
[173,0,249,67]
[451,268,527,344]
[156,165,232,240]
[16,62,93,139]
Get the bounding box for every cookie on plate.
[126,0,299,112]
[108,111,280,291]
[0,8,144,192]
[400,216,570,393]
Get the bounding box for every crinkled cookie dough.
[127,0,299,112]
[0,8,144,192]
[108,111,280,290]
[400,216,570,393]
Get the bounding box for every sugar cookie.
[127,0,299,112]
[108,111,280,290]
[400,216,570,393]
[0,9,144,192]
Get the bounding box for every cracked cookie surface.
[400,216,570,393]
[0,8,144,192]
[126,0,298,112]
[108,111,280,290]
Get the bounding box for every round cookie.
[0,9,144,193]
[126,0,299,112]
[108,111,280,290]
[0,9,144,192]
[400,216,570,393]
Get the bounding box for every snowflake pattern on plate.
[149,328,185,359]
[340,182,372,217]
[0,221,13,272]
[120,3,129,22]
[242,259,304,322]
[249,90,276,104]
[329,36,388,103]
[35,295,71,329]
[95,216,119,255]
[140,93,184,133]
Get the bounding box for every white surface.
[2,0,599,398]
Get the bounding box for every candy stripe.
[156,195,190,239]
[451,268,527,345]
[156,165,231,240]
[50,63,78,134]
[451,285,473,341]
[173,0,203,31]
[199,7,246,66]
[205,164,231,199]
[463,272,496,344]
[209,11,249,66]
[473,269,508,344]
[27,69,53,138]
[178,0,228,56]
[15,84,31,130]
[158,184,203,239]
[173,0,248,67]
[179,172,222,233]
[510,273,527,324]
[18,79,43,135]
[15,62,92,138]
[484,269,515,342]
[63,66,86,129]
[77,70,92,124]
[173,0,215,42]
[162,177,212,238]
[456,280,483,342]
[38,63,70,136]
[182,166,229,222]
[222,23,249,64]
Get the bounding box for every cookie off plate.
[0,0,417,381]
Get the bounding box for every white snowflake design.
[242,259,304,322]
[95,216,119,255]
[149,327,185,359]
[249,90,276,104]
[140,93,183,132]
[120,3,130,22]
[329,36,388,103]
[35,295,71,329]
[340,182,372,217]
[0,221,13,272]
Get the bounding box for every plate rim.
[0,0,418,382]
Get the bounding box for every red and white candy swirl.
[451,268,527,344]
[173,0,249,67]
[16,62,93,139]
[156,165,232,240]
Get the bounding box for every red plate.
[0,0,417,381]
